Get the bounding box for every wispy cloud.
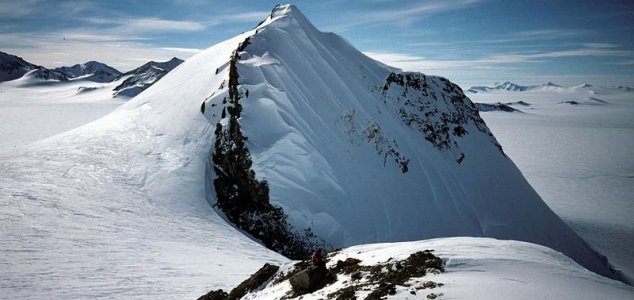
[613,60,634,66]
[123,18,206,33]
[365,44,634,72]
[0,0,43,17]
[326,0,481,31]
[83,17,206,33]
[488,46,634,63]
[161,47,202,53]
[366,0,481,24]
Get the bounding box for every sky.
[1,0,633,87]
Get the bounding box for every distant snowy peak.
[0,51,37,82]
[121,57,183,77]
[0,51,67,82]
[54,61,122,83]
[113,57,184,98]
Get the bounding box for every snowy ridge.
[200,4,624,282]
[242,238,633,300]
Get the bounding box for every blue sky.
[1,0,633,87]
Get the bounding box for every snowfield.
[470,84,634,280]
[0,77,125,153]
[0,4,632,299]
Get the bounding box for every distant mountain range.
[113,57,183,98]
[467,81,563,93]
[54,61,122,83]
[0,51,183,98]
[0,51,68,82]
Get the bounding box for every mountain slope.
[55,61,122,82]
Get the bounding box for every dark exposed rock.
[289,266,335,296]
[228,263,279,299]
[197,289,228,300]
[475,102,519,112]
[198,263,279,300]
[380,72,505,161]
[210,37,326,259]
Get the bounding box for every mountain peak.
[258,3,316,32]
[271,4,297,16]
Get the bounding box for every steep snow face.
[55,61,122,83]
[202,4,621,281]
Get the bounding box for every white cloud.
[123,18,206,33]
[161,47,202,53]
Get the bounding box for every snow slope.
[245,238,633,300]
[201,4,622,281]
[470,84,634,280]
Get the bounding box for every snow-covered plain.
[470,84,634,279]
[0,4,632,299]
[0,76,125,153]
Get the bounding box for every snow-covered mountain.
[199,4,623,281]
[0,51,67,82]
[54,61,122,83]
[112,57,184,97]
[0,4,631,299]
[467,81,562,93]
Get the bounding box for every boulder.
[289,266,334,295]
